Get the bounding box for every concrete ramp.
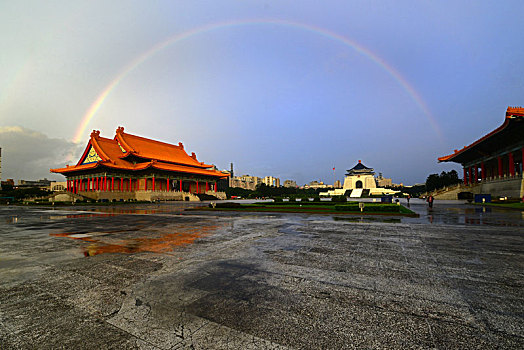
[350,189,363,198]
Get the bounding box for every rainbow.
[73,18,442,143]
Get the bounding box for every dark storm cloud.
[0,126,82,181]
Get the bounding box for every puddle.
[333,216,401,223]
[50,224,222,257]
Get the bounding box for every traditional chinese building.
[438,106,524,199]
[320,160,398,197]
[51,127,228,201]
[342,160,377,190]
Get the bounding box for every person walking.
[427,195,434,208]
[407,194,411,206]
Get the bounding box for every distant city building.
[262,176,280,187]
[333,180,341,188]
[376,173,392,187]
[304,180,329,189]
[50,181,67,191]
[1,179,14,188]
[283,180,297,188]
[438,106,524,199]
[230,175,262,191]
[18,178,52,189]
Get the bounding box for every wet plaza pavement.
[0,200,523,349]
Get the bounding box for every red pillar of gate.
[463,168,467,185]
[129,178,132,192]
[508,152,515,176]
[180,180,182,192]
[119,178,123,191]
[196,181,199,194]
[498,156,503,178]
[152,177,155,191]
[167,178,169,192]
[214,181,217,193]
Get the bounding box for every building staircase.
[350,189,363,198]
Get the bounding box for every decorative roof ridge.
[506,106,524,117]
[115,127,136,153]
[90,131,111,162]
[117,127,184,150]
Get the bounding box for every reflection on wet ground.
[51,224,220,257]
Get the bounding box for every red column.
[167,178,169,192]
[180,180,182,192]
[152,177,155,191]
[129,178,132,192]
[498,156,503,178]
[481,162,485,181]
[196,181,199,194]
[463,168,467,185]
[119,178,123,191]
[509,152,515,176]
[214,181,217,192]
[522,147,524,175]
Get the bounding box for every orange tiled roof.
[51,128,227,178]
[115,127,211,168]
[438,106,524,162]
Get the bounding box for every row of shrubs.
[334,203,401,212]
[272,195,349,203]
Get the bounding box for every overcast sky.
[1,1,523,185]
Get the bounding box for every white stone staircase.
[350,189,363,198]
